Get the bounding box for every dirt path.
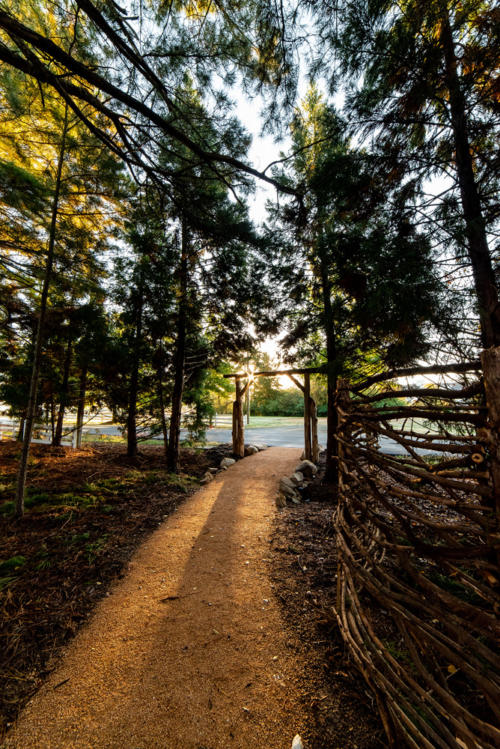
[4,448,309,749]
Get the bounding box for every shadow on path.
[5,448,306,749]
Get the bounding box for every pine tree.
[268,88,445,479]
[311,0,499,348]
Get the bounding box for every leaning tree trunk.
[15,103,69,516]
[53,336,72,446]
[441,11,500,348]
[167,217,189,473]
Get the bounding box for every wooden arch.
[224,367,322,461]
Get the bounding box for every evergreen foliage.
[0,0,497,507]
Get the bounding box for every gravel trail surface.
[5,448,308,749]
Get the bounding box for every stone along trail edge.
[4,448,309,749]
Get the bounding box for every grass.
[0,555,27,590]
[0,468,199,520]
[213,415,325,429]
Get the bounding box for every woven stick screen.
[334,360,500,748]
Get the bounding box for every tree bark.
[156,357,169,462]
[480,347,500,539]
[310,397,319,463]
[75,362,87,448]
[167,217,189,472]
[49,396,55,442]
[441,11,500,348]
[15,103,69,515]
[126,270,145,458]
[16,418,25,442]
[319,251,339,482]
[53,336,72,446]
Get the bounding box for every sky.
[230,91,292,226]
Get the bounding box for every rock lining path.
[5,447,309,749]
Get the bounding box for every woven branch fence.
[333,349,500,748]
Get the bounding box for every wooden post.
[237,379,245,457]
[480,346,500,529]
[232,390,239,456]
[310,397,319,463]
[304,373,312,461]
[232,379,246,458]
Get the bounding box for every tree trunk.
[50,397,55,441]
[167,216,189,472]
[156,359,169,462]
[319,253,339,482]
[441,12,500,348]
[310,397,319,463]
[16,418,25,442]
[15,103,69,516]
[127,272,145,458]
[53,336,72,446]
[75,363,88,448]
[325,372,338,482]
[480,347,500,545]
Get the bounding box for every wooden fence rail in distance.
[334,353,500,748]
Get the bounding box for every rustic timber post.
[232,378,246,458]
[303,373,312,461]
[226,367,327,464]
[480,346,500,531]
[232,380,240,456]
[237,379,245,457]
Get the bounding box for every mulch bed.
[1,442,384,747]
[0,441,233,740]
[269,468,385,748]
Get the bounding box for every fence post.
[480,346,500,530]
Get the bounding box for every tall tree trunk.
[126,272,145,458]
[15,103,69,515]
[53,336,72,446]
[50,396,55,442]
[156,357,169,462]
[75,362,88,448]
[167,217,189,472]
[320,253,339,483]
[441,11,500,348]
